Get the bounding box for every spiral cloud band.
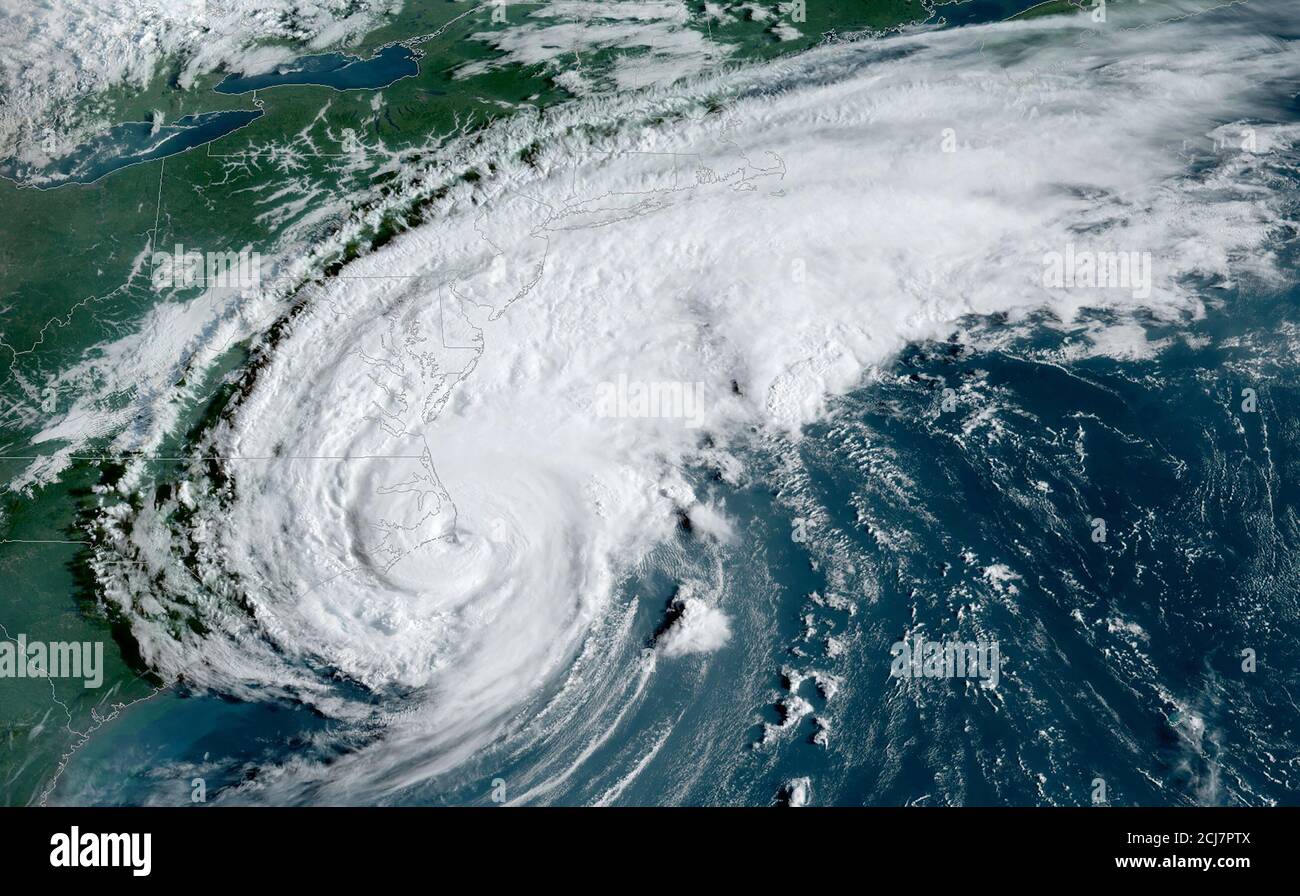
[90,5,1300,802]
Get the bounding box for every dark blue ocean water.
[767,293,1300,807]
[36,0,1300,808]
[52,270,1300,805]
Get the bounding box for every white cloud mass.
[53,3,1300,801]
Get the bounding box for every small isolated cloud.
[657,598,732,657]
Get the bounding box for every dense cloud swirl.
[91,6,1300,801]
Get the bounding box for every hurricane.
[6,0,1300,807]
